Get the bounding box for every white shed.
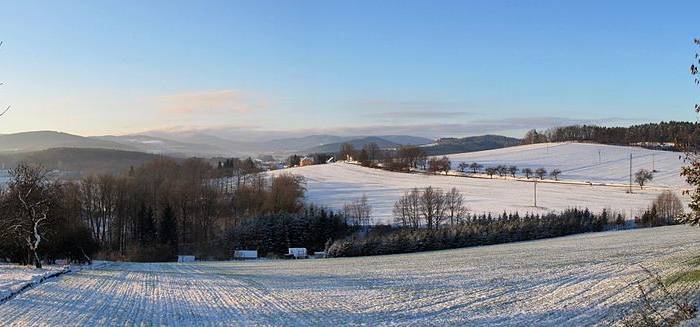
[233,250,258,260]
[177,255,196,263]
[288,248,308,259]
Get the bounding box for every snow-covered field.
[0,225,698,326]
[271,164,675,223]
[270,143,688,223]
[0,264,66,302]
[449,142,687,188]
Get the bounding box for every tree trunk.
[33,248,42,269]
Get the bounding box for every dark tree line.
[227,206,351,257]
[523,121,700,151]
[1,157,311,264]
[0,164,97,267]
[328,208,613,257]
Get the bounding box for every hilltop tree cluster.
[522,121,700,150]
[338,142,429,172]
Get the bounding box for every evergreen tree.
[159,204,178,255]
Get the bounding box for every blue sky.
[0,0,698,137]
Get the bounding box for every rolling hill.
[271,143,688,223]
[0,131,137,153]
[448,142,687,187]
[0,148,163,176]
[94,134,228,157]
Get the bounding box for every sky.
[0,0,698,138]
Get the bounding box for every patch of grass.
[678,270,700,283]
[686,256,700,267]
[665,269,700,285]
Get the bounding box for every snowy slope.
[448,142,687,187]
[0,226,698,326]
[270,162,679,223]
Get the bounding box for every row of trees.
[522,121,700,150]
[457,162,562,180]
[328,208,612,257]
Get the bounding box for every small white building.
[177,255,196,263]
[288,248,308,259]
[233,250,258,260]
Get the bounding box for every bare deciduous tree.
[469,162,483,174]
[444,187,468,226]
[535,167,547,180]
[485,167,497,178]
[393,188,422,228]
[550,169,562,181]
[508,166,518,178]
[428,156,451,175]
[0,164,60,268]
[343,194,373,227]
[634,169,653,189]
[419,186,446,229]
[457,162,469,173]
[653,190,684,224]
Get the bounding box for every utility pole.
[628,153,633,193]
[534,180,537,207]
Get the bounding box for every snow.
[0,264,66,302]
[270,162,682,224]
[448,142,687,188]
[0,169,11,186]
[267,143,690,224]
[0,225,698,326]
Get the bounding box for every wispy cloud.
[368,111,471,119]
[358,99,470,111]
[155,90,267,115]
[354,99,473,121]
[142,116,633,141]
[322,116,630,138]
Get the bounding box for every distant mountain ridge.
[0,130,514,158]
[0,147,162,176]
[0,131,137,153]
[95,134,231,157]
